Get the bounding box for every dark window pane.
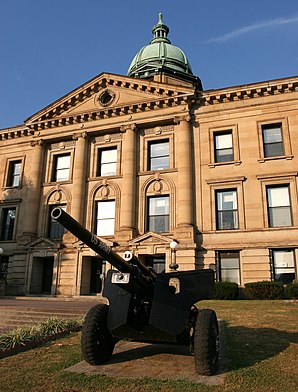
[268,207,292,227]
[215,148,234,163]
[0,208,16,240]
[48,205,66,239]
[264,142,284,157]
[149,215,169,232]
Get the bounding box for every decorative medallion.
[97,89,116,107]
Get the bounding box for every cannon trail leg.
[81,304,115,365]
[193,308,219,375]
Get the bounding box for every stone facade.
[0,20,297,296]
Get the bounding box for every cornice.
[0,125,34,141]
[200,77,298,106]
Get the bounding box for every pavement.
[66,340,226,386]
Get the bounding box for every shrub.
[286,283,298,299]
[214,281,239,300]
[244,281,284,300]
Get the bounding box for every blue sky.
[1,0,298,128]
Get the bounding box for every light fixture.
[169,240,179,271]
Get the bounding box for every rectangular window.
[217,251,240,284]
[7,160,22,187]
[0,256,9,279]
[216,190,238,230]
[96,200,115,236]
[48,205,66,239]
[98,148,117,176]
[144,255,166,274]
[148,196,169,233]
[267,186,292,227]
[262,124,284,157]
[214,132,234,163]
[52,154,71,182]
[149,140,170,171]
[272,249,296,284]
[0,208,16,241]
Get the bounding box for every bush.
[244,281,284,300]
[0,317,83,351]
[286,283,298,299]
[214,281,239,300]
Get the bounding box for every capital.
[30,138,44,147]
[72,131,87,140]
[120,123,137,132]
[174,115,191,124]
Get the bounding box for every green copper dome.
[127,14,201,87]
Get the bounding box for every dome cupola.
[127,14,202,88]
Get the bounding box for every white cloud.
[205,16,298,43]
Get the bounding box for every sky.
[1,0,298,129]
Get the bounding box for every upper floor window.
[52,154,71,182]
[148,196,169,233]
[48,205,66,240]
[214,132,234,163]
[149,140,170,171]
[0,207,16,241]
[96,200,115,236]
[217,251,240,285]
[97,148,117,176]
[216,190,239,230]
[7,160,22,187]
[271,249,296,284]
[262,124,284,158]
[267,185,292,227]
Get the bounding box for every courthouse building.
[0,15,297,296]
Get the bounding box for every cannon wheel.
[81,304,115,365]
[193,308,219,375]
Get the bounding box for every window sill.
[138,168,177,176]
[258,155,293,163]
[208,160,242,168]
[44,180,72,186]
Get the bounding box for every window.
[52,154,71,182]
[216,190,238,230]
[97,148,117,176]
[217,251,240,285]
[96,200,115,236]
[267,186,292,227]
[0,256,9,279]
[0,208,16,241]
[271,249,296,284]
[149,140,170,171]
[7,160,22,187]
[262,124,284,157]
[214,132,234,163]
[144,255,165,274]
[148,196,169,233]
[48,205,66,239]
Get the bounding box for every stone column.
[71,132,88,224]
[22,139,44,239]
[175,116,194,228]
[119,123,137,239]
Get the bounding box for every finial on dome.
[158,13,163,24]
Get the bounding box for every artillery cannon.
[51,207,219,375]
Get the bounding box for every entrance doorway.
[30,257,54,294]
[81,256,105,295]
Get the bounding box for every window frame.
[97,147,117,177]
[257,118,293,162]
[216,250,241,285]
[270,248,296,284]
[209,125,240,167]
[95,200,116,237]
[215,189,239,230]
[147,195,170,233]
[262,123,284,158]
[148,139,170,171]
[214,131,234,163]
[0,206,17,241]
[48,204,67,240]
[266,185,292,228]
[51,153,71,182]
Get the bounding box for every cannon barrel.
[51,207,134,272]
[50,207,155,295]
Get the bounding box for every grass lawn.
[0,300,297,392]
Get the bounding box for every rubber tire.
[81,304,115,365]
[193,308,219,375]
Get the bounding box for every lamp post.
[169,240,179,271]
